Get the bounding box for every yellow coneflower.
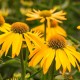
[0,22,43,58]
[47,20,67,37]
[0,14,11,32]
[29,34,80,74]
[26,8,66,28]
[31,20,67,39]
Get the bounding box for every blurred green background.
[0,0,80,80]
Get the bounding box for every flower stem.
[20,49,25,80]
[67,35,80,44]
[48,60,55,80]
[44,19,47,41]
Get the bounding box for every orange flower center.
[11,22,29,34]
[0,15,5,26]
[39,10,51,17]
[48,35,66,49]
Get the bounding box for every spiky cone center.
[48,35,66,49]
[39,10,51,17]
[0,15,5,26]
[11,22,29,34]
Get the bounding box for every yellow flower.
[26,8,66,28]
[47,20,67,37]
[31,20,67,39]
[77,26,80,29]
[0,8,9,17]
[0,14,11,32]
[20,8,32,15]
[31,24,44,38]
[29,34,80,74]
[0,22,42,58]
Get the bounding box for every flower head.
[47,20,67,37]
[48,34,66,49]
[11,22,29,33]
[0,14,11,32]
[26,8,66,28]
[31,20,67,40]
[0,22,42,58]
[29,34,80,74]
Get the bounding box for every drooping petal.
[12,33,22,58]
[29,46,48,67]
[24,34,33,53]
[40,48,51,67]
[54,26,67,37]
[5,33,15,56]
[0,33,13,56]
[66,46,80,62]
[55,50,61,70]
[56,49,71,72]
[64,48,76,67]
[43,49,55,74]
[0,32,11,44]
[16,34,23,56]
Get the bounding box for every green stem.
[28,69,42,79]
[20,49,25,80]
[43,74,48,80]
[42,60,55,80]
[48,60,55,80]
[44,19,47,41]
[67,35,80,44]
[49,0,54,8]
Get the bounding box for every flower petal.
[12,33,22,58]
[29,46,48,67]
[24,34,33,53]
[64,48,76,67]
[43,49,55,74]
[66,46,80,62]
[56,49,71,72]
[0,32,11,44]
[27,32,44,46]
[55,50,61,70]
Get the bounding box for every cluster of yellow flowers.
[0,8,80,75]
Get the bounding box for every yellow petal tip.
[77,26,80,29]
